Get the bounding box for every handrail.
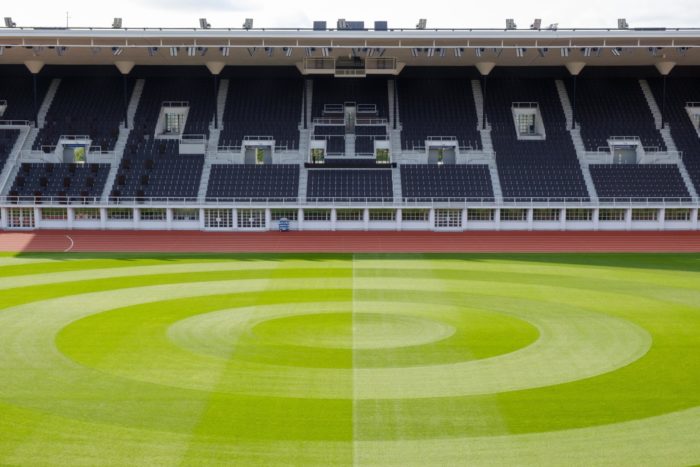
[180,134,207,143]
[512,102,539,108]
[243,135,274,141]
[162,101,189,107]
[2,195,698,208]
[58,134,90,141]
[0,119,31,126]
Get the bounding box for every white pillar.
[625,208,633,231]
[100,208,107,230]
[33,207,41,229]
[461,208,467,232]
[692,208,699,230]
[133,208,140,230]
[560,208,566,231]
[593,208,600,231]
[429,208,436,230]
[298,208,304,231]
[0,207,8,229]
[658,208,665,231]
[232,208,239,231]
[396,208,402,231]
[495,208,501,231]
[527,209,534,231]
[67,208,75,230]
[265,208,272,231]
[199,208,206,230]
[166,208,173,231]
[363,208,369,231]
[331,208,337,231]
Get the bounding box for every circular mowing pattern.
[250,312,456,350]
[1,255,699,467]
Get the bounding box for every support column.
[655,62,676,129]
[166,208,173,231]
[495,208,501,231]
[115,61,135,129]
[527,208,534,231]
[265,208,272,231]
[0,207,8,229]
[560,208,566,231]
[24,61,45,128]
[331,208,337,231]
[658,208,666,231]
[565,62,586,130]
[396,208,402,231]
[593,208,600,231]
[625,208,633,231]
[461,208,467,232]
[206,62,226,130]
[363,208,369,231]
[100,207,107,230]
[475,62,495,130]
[33,207,41,229]
[298,208,304,231]
[692,208,699,231]
[67,207,75,230]
[232,208,238,231]
[199,208,206,230]
[429,208,436,230]
[133,208,140,230]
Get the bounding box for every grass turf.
[0,252,698,465]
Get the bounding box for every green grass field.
[0,252,699,466]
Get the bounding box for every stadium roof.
[1,26,700,68]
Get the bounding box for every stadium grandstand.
[1,21,700,231]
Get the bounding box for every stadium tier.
[1,26,700,231]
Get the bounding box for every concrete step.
[37,79,61,127]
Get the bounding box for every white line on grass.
[63,235,74,253]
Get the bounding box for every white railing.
[162,101,189,108]
[686,102,700,108]
[427,136,458,142]
[303,57,335,71]
[2,195,698,208]
[0,120,31,127]
[243,135,274,141]
[357,104,377,114]
[356,118,387,125]
[512,102,539,108]
[323,104,344,114]
[59,134,90,141]
[335,69,366,77]
[180,134,207,143]
[366,58,397,71]
[313,118,345,125]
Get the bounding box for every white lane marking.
[64,235,74,253]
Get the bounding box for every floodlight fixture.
[199,18,211,29]
[618,18,629,29]
[416,19,427,29]
[677,46,689,56]
[505,18,516,30]
[337,18,347,29]
[530,19,541,30]
[111,47,123,56]
[547,23,558,30]
[243,18,253,29]
[112,18,122,29]
[537,47,549,57]
[4,17,16,27]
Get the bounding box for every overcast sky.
[3,0,697,30]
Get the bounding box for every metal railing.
[162,101,189,108]
[512,102,539,108]
[313,117,345,125]
[180,134,207,143]
[0,119,31,126]
[2,195,698,208]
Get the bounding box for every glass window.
[631,209,658,221]
[402,209,430,222]
[369,209,396,221]
[107,208,133,220]
[140,208,166,221]
[500,209,527,221]
[517,113,537,136]
[665,209,691,221]
[304,209,331,221]
[74,208,100,221]
[336,209,363,221]
[173,209,199,221]
[599,209,626,221]
[533,209,560,222]
[467,209,494,221]
[41,208,67,221]
[271,210,298,221]
[204,209,232,228]
[435,209,462,228]
[566,209,594,221]
[237,209,265,228]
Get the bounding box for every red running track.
[2,230,700,253]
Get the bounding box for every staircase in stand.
[555,79,598,201]
[297,165,308,202]
[391,166,402,201]
[345,134,356,157]
[207,79,229,153]
[36,79,61,128]
[0,125,31,195]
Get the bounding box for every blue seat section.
[567,78,666,151]
[9,162,110,201]
[33,78,131,152]
[397,78,482,151]
[0,75,50,121]
[110,78,213,200]
[314,125,345,155]
[590,164,690,200]
[307,169,393,201]
[487,79,589,200]
[219,78,302,150]
[312,77,388,118]
[355,126,386,155]
[206,164,299,201]
[400,164,493,201]
[648,77,700,192]
[0,129,20,173]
